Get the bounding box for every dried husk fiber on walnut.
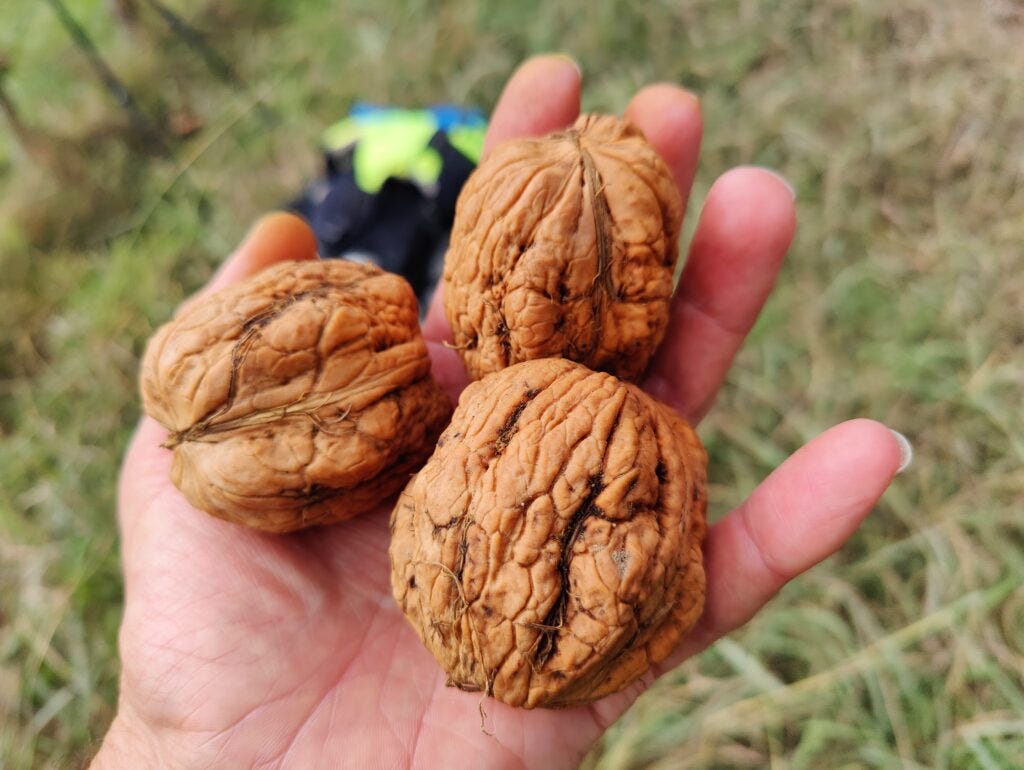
[141,259,452,533]
[443,113,684,383]
[390,358,707,708]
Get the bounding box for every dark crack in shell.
[140,259,452,533]
[443,114,684,382]
[389,358,707,708]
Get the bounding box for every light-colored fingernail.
[753,167,796,200]
[889,429,913,474]
[549,52,582,78]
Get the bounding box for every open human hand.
[92,55,908,769]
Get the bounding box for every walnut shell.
[443,114,683,382]
[140,259,452,533]
[389,358,707,708]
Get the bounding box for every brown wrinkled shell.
[140,259,452,533]
[390,358,707,708]
[443,113,684,382]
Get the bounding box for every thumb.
[120,212,318,540]
[191,212,319,307]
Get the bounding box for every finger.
[124,214,318,531]
[482,53,582,158]
[656,419,906,672]
[624,83,703,212]
[643,167,796,422]
[425,339,468,404]
[180,212,319,317]
[422,283,452,344]
[208,211,318,291]
[423,55,582,339]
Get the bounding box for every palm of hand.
[105,57,902,770]
[119,416,631,768]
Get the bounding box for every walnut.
[140,259,452,533]
[443,114,683,382]
[390,358,707,708]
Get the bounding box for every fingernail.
[889,429,913,474]
[549,52,582,78]
[753,167,796,200]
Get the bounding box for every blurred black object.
[289,104,485,314]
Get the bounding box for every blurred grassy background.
[1,0,1022,767]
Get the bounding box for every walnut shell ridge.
[389,358,707,708]
[140,259,452,533]
[443,113,684,382]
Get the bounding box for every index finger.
[422,54,582,343]
[481,53,583,158]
